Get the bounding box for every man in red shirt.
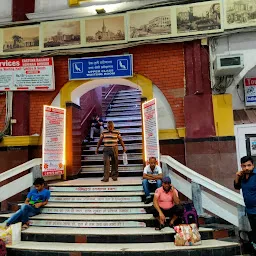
[152,176,184,230]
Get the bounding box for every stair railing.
[161,155,244,227]
[0,158,42,204]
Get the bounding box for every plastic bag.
[0,223,21,246]
[122,153,128,166]
[174,224,201,246]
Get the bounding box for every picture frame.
[84,14,127,47]
[2,25,40,54]
[127,7,174,41]
[175,0,223,36]
[41,19,84,51]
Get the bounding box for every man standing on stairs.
[95,121,126,182]
[142,157,163,204]
[234,156,256,252]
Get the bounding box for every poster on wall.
[249,137,256,156]
[142,98,160,164]
[42,106,66,177]
[175,0,222,36]
[244,77,256,106]
[42,19,83,50]
[0,57,55,91]
[128,7,173,41]
[2,25,40,54]
[84,15,127,46]
[224,0,256,30]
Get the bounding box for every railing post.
[161,162,169,177]
[30,165,42,189]
[191,182,204,216]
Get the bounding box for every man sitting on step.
[151,176,184,230]
[142,157,163,204]
[95,121,126,182]
[0,178,50,230]
[89,114,104,142]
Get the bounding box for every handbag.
[174,224,201,246]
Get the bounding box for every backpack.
[0,239,7,256]
[183,203,199,227]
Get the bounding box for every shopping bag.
[174,223,201,246]
[123,153,128,165]
[0,222,21,246]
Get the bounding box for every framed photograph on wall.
[42,19,83,50]
[127,7,174,41]
[84,14,127,46]
[2,25,40,54]
[224,0,256,29]
[175,0,223,36]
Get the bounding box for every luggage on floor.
[174,224,201,246]
[183,202,199,227]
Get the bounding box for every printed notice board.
[142,98,160,163]
[0,57,55,91]
[42,106,66,176]
[244,77,256,106]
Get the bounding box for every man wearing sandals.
[152,176,184,230]
[0,178,50,230]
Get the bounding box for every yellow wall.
[212,94,234,137]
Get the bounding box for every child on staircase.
[0,178,50,230]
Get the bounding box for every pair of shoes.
[144,197,152,204]
[101,178,109,182]
[112,178,118,181]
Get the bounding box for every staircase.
[1,88,241,255]
[81,89,144,177]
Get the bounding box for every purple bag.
[183,203,199,227]
[0,239,7,256]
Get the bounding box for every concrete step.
[82,153,143,161]
[113,96,141,101]
[49,196,142,203]
[50,177,143,186]
[30,220,146,228]
[112,99,141,104]
[109,103,140,108]
[44,202,152,208]
[84,143,142,151]
[21,226,214,243]
[50,185,143,192]
[102,122,142,128]
[105,116,141,122]
[86,135,142,144]
[107,111,141,117]
[80,170,143,178]
[81,164,143,172]
[41,207,146,215]
[7,240,241,255]
[50,191,144,197]
[108,106,141,112]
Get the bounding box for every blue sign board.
[68,54,133,80]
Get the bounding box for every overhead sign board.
[244,77,256,106]
[0,57,55,91]
[142,98,160,163]
[69,54,133,80]
[42,106,66,177]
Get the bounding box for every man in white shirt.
[142,157,163,204]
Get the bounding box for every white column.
[0,0,12,23]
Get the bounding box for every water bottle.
[123,152,128,166]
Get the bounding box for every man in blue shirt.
[234,156,256,251]
[1,178,50,230]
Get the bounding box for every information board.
[244,77,256,106]
[142,98,160,163]
[42,106,66,176]
[69,54,133,80]
[0,58,55,91]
